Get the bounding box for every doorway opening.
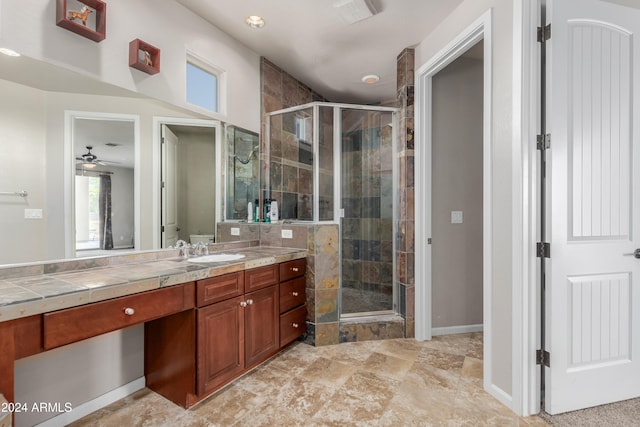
[415,9,495,404]
[430,41,484,336]
[153,118,222,249]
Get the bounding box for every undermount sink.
[187,253,246,263]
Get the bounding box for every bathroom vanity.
[0,245,307,423]
[145,258,307,407]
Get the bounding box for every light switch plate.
[24,208,43,219]
[451,211,463,224]
[281,229,293,239]
[230,227,240,236]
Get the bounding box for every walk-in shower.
[267,102,398,317]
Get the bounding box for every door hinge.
[537,133,551,150]
[427,238,432,245]
[536,349,551,367]
[161,225,165,232]
[537,24,551,43]
[537,242,550,258]
[162,181,166,189]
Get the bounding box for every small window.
[186,56,221,112]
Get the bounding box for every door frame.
[414,8,498,404]
[152,117,222,249]
[64,111,141,258]
[513,0,542,417]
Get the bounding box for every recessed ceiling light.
[0,48,20,57]
[361,74,380,84]
[245,15,265,29]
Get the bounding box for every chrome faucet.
[175,240,191,258]
[194,241,209,256]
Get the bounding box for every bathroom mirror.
[225,125,259,220]
[72,114,137,257]
[0,54,258,265]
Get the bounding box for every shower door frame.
[265,102,400,318]
[335,104,399,319]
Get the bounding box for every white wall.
[431,56,484,329]
[0,0,260,133]
[14,326,143,427]
[0,80,47,264]
[415,0,515,397]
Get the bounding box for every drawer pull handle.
[240,301,247,307]
[246,299,254,305]
[124,307,135,316]
[292,323,299,328]
[292,291,299,297]
[292,267,299,272]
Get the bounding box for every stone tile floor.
[71,333,549,426]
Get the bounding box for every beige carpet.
[540,398,640,426]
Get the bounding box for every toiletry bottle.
[264,199,271,223]
[255,199,260,222]
[270,200,278,222]
[248,202,253,222]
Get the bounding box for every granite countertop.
[0,246,306,323]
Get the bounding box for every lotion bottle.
[270,200,278,222]
[247,202,253,222]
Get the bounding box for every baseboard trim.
[36,377,145,427]
[431,324,483,336]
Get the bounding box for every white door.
[161,124,179,248]
[547,0,640,414]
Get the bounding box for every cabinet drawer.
[279,259,306,282]
[197,272,244,307]
[44,283,195,350]
[279,305,307,348]
[245,264,278,292]
[279,277,306,314]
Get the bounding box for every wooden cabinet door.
[197,296,244,395]
[244,285,279,368]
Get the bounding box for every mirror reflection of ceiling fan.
[76,146,120,169]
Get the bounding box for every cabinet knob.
[292,267,299,272]
[292,323,299,328]
[246,299,254,305]
[292,291,299,297]
[240,301,247,307]
[124,307,135,316]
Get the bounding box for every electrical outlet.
[281,229,293,239]
[231,227,240,236]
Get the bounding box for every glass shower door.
[340,108,395,316]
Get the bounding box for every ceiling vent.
[333,0,378,24]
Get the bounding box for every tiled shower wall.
[260,58,327,221]
[396,48,416,337]
[250,55,411,345]
[341,115,394,314]
[266,107,334,221]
